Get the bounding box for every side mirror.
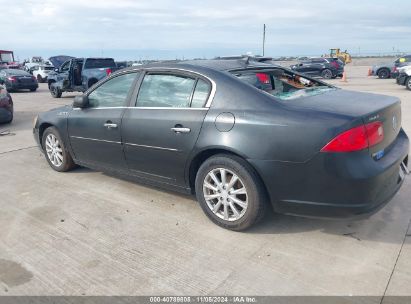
[73,95,89,108]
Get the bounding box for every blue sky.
[2,0,411,61]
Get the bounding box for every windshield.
[49,56,74,68]
[0,53,14,63]
[232,68,335,100]
[84,58,116,69]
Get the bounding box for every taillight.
[256,73,270,84]
[7,76,16,82]
[331,61,339,68]
[321,122,384,153]
[31,76,36,81]
[365,121,384,147]
[106,68,112,76]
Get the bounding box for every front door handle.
[104,122,118,129]
[171,127,191,134]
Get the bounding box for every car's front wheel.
[195,154,267,231]
[42,127,76,172]
[406,77,411,90]
[49,84,62,98]
[377,68,390,79]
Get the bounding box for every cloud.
[1,0,411,59]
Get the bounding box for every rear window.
[311,58,326,63]
[4,69,31,76]
[84,58,116,69]
[44,66,54,71]
[232,69,335,100]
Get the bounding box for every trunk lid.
[15,75,35,84]
[285,89,402,158]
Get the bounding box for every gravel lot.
[0,63,410,298]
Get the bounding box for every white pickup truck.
[396,65,411,90]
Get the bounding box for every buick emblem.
[392,115,398,131]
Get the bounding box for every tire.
[406,77,411,91]
[88,79,98,89]
[377,68,390,79]
[49,84,62,98]
[195,154,267,231]
[30,88,37,92]
[42,127,76,172]
[6,112,13,123]
[321,69,333,79]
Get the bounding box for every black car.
[0,85,13,123]
[0,69,38,92]
[33,59,409,230]
[290,57,344,79]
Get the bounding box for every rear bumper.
[250,129,409,218]
[7,82,38,90]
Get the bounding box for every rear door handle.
[171,127,191,134]
[104,122,118,129]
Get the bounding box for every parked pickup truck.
[47,57,117,98]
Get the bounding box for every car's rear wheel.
[377,68,390,79]
[406,77,411,90]
[195,154,267,231]
[321,69,333,79]
[42,127,76,172]
[30,88,37,92]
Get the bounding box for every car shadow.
[247,199,411,244]
[65,166,411,245]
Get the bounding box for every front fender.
[35,107,71,152]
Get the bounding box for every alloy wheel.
[45,134,64,167]
[203,168,248,221]
[322,70,332,79]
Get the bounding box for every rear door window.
[191,79,211,108]
[136,74,196,108]
[312,58,325,63]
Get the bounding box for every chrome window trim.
[82,67,216,109]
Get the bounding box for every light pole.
[262,24,266,56]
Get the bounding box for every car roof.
[118,59,281,74]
